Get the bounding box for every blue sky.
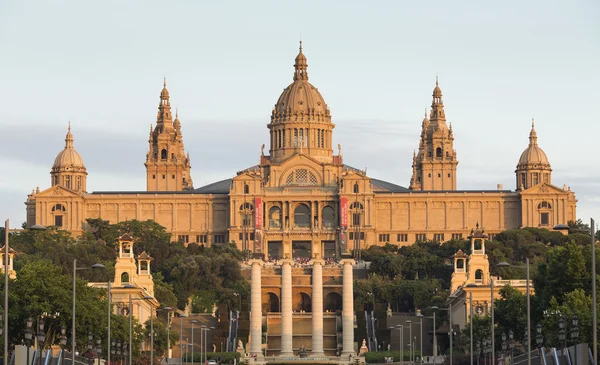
[0,0,598,228]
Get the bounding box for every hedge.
[183,352,241,364]
[365,350,421,363]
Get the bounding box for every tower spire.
[529,118,538,146]
[293,41,308,81]
[65,122,74,148]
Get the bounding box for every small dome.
[160,77,169,98]
[53,127,85,169]
[517,122,551,167]
[518,145,550,166]
[433,77,442,97]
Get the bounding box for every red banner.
[255,197,263,228]
[254,197,263,254]
[340,197,348,227]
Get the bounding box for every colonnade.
[249,259,355,357]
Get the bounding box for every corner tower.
[267,42,334,164]
[145,79,193,191]
[51,124,87,193]
[515,119,551,190]
[409,78,458,190]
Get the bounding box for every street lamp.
[96,338,103,364]
[37,318,46,365]
[508,330,514,365]
[388,326,403,363]
[405,320,413,363]
[191,319,199,365]
[501,333,507,363]
[535,323,549,364]
[558,317,566,363]
[25,318,33,365]
[571,315,579,365]
[157,307,174,362]
[476,341,481,365]
[87,332,94,365]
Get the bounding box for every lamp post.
[501,333,507,365]
[37,318,46,365]
[490,262,511,365]
[25,318,33,365]
[405,321,413,364]
[191,320,199,365]
[558,317,566,364]
[157,307,173,362]
[571,315,579,365]
[179,314,188,364]
[116,340,121,365]
[389,326,403,363]
[508,330,514,365]
[96,338,102,365]
[87,332,94,365]
[476,341,481,365]
[535,324,543,359]
[111,339,116,365]
[60,325,68,361]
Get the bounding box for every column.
[250,260,263,357]
[280,260,293,356]
[341,259,355,355]
[311,259,325,356]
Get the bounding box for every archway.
[263,292,280,313]
[294,292,311,312]
[294,204,311,228]
[324,292,342,312]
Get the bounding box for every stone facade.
[26,43,577,252]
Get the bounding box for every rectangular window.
[54,215,63,227]
[196,234,208,244]
[397,234,408,242]
[541,213,549,225]
[65,175,71,189]
[349,232,364,240]
[415,233,427,242]
[433,233,444,242]
[294,129,298,147]
[178,235,189,244]
[378,234,390,242]
[488,233,495,241]
[214,234,226,244]
[452,233,463,240]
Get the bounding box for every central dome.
[517,123,550,168]
[271,42,331,124]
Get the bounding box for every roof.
[371,178,410,193]
[193,179,232,194]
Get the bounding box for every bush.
[184,352,241,364]
[365,350,420,363]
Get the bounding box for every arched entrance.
[324,292,342,312]
[294,292,312,312]
[262,292,280,313]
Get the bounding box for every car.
[208,360,217,365]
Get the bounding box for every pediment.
[278,153,324,169]
[35,185,82,198]
[520,183,567,195]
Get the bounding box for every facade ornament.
[261,144,265,157]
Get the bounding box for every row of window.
[177,234,222,244]
[374,232,470,243]
[152,174,176,180]
[53,175,83,190]
[273,128,328,149]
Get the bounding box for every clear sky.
[1,0,598,229]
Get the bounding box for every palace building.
[25,43,577,256]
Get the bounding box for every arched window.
[161,149,167,160]
[51,204,66,212]
[436,147,442,158]
[293,204,311,228]
[239,203,254,226]
[475,269,483,281]
[283,169,318,186]
[321,206,335,228]
[537,201,552,209]
[121,272,129,283]
[269,206,282,229]
[353,183,359,194]
[244,184,249,194]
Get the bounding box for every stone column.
[341,259,355,356]
[280,259,293,356]
[250,260,263,357]
[311,259,325,356]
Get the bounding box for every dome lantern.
[51,123,87,193]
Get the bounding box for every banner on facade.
[254,197,263,253]
[339,197,349,255]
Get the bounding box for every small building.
[0,246,17,279]
[448,225,532,330]
[89,234,159,325]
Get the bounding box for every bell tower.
[145,79,193,191]
[114,234,138,287]
[410,78,458,190]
